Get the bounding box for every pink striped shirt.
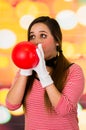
[6,64,85,130]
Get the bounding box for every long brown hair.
[23,16,71,111]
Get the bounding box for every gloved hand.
[20,68,32,76]
[33,44,53,88]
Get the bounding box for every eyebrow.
[30,31,48,34]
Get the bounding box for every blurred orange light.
[35,2,50,17]
[0,1,14,23]
[6,0,22,7]
[53,0,73,15]
[0,58,16,86]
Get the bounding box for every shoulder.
[69,63,83,72]
[66,63,85,92]
[68,63,85,79]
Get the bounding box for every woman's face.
[29,23,58,60]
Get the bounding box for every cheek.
[42,38,53,49]
[42,42,56,59]
[42,39,55,52]
[42,43,50,54]
[45,38,53,45]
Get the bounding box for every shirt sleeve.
[54,64,85,116]
[6,99,22,111]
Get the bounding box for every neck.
[45,56,57,67]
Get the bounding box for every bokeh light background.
[0,0,86,130]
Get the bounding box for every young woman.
[6,16,85,130]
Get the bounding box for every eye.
[29,35,35,40]
[40,34,47,39]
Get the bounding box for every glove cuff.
[20,69,32,76]
[39,75,53,88]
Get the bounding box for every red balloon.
[12,41,39,69]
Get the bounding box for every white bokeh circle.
[0,29,16,49]
[56,10,78,30]
[19,15,35,30]
[76,5,86,26]
[0,106,11,124]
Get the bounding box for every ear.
[56,44,59,50]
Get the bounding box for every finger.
[38,44,44,58]
[36,48,41,58]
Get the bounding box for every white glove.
[20,68,32,76]
[33,44,53,88]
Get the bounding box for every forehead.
[30,23,50,32]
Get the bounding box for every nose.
[33,38,42,46]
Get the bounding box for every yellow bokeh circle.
[9,105,24,116]
[0,1,14,21]
[0,55,9,68]
[15,1,50,18]
[0,88,24,116]
[15,1,39,18]
[0,88,9,105]
[62,41,76,58]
